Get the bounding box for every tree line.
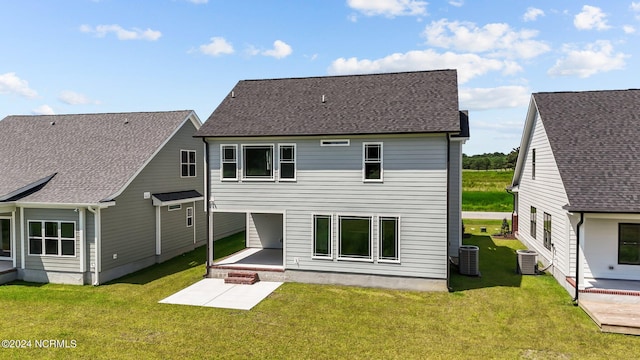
[463,148,519,170]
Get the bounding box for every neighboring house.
[195,70,469,291]
[510,89,640,296]
[0,111,244,285]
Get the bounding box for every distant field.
[462,170,514,212]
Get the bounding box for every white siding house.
[510,90,640,299]
[196,70,469,291]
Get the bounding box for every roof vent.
[124,118,129,124]
[231,91,235,98]
[322,94,326,103]
[50,121,55,126]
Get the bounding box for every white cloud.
[80,24,162,41]
[262,40,293,59]
[0,72,38,98]
[422,19,550,59]
[199,37,234,56]
[574,5,610,31]
[449,1,463,7]
[328,49,522,84]
[58,90,100,105]
[548,40,627,78]
[32,105,55,115]
[187,0,208,3]
[631,2,640,11]
[459,86,530,111]
[523,7,544,22]
[347,0,427,17]
[624,25,636,34]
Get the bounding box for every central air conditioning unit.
[516,249,538,275]
[459,245,479,276]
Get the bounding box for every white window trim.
[337,215,373,262]
[321,139,350,147]
[168,204,182,211]
[27,220,77,258]
[241,144,275,181]
[180,149,197,178]
[186,207,194,228]
[220,144,238,181]
[278,143,297,182]
[363,142,383,183]
[377,215,400,264]
[311,214,333,260]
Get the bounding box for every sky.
[1,1,639,155]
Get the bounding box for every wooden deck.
[580,300,640,335]
[568,277,640,335]
[0,260,17,284]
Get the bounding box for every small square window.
[243,145,274,179]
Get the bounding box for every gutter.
[573,212,584,305]
[202,137,212,278]
[87,206,101,286]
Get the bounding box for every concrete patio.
[159,278,282,310]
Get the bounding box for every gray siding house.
[0,111,243,285]
[510,90,640,299]
[195,70,469,291]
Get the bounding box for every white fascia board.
[151,196,204,207]
[511,96,538,188]
[15,201,115,209]
[0,203,16,212]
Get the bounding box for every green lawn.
[463,170,514,212]
[1,230,638,359]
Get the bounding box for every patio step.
[225,271,259,285]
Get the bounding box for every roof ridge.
[240,69,457,83]
[3,109,193,119]
[534,88,640,96]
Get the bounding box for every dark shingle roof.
[152,190,202,202]
[195,70,461,137]
[0,110,195,204]
[534,89,640,212]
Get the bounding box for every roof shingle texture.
[195,70,461,137]
[0,110,193,204]
[534,90,640,213]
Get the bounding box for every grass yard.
[2,230,639,359]
[462,170,514,212]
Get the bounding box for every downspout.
[446,135,451,291]
[202,137,212,278]
[506,188,516,233]
[573,212,584,305]
[87,206,100,286]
